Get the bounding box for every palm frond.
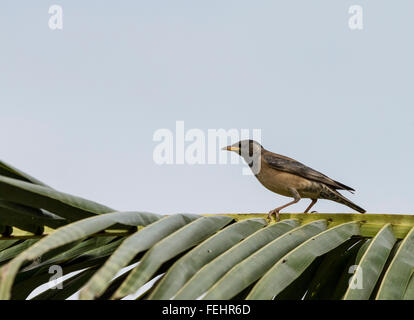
[0,161,414,300]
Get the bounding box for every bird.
[222,140,366,221]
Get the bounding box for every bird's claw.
[267,209,280,222]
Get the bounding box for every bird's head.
[222,139,263,160]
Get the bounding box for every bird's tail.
[320,185,366,213]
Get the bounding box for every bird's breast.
[255,162,321,198]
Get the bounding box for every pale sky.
[1,1,413,215]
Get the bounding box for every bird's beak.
[222,146,240,152]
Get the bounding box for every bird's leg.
[304,199,318,213]
[268,189,301,222]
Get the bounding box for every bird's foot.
[267,209,281,222]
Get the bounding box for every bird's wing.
[263,153,355,192]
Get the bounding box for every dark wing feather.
[263,153,355,192]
